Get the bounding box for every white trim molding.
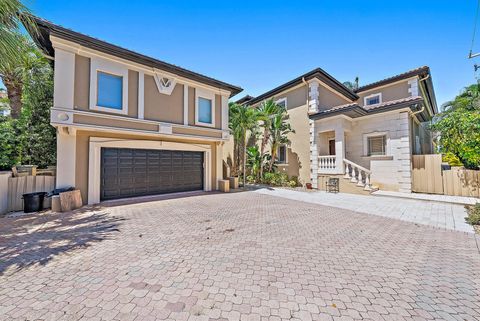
[408,78,419,97]
[195,88,216,128]
[89,56,129,115]
[53,48,75,110]
[183,85,189,125]
[154,73,177,95]
[138,71,145,119]
[221,95,229,130]
[363,93,382,107]
[87,137,213,204]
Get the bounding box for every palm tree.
[229,103,259,186]
[268,107,295,172]
[0,0,36,62]
[257,99,279,179]
[0,35,42,118]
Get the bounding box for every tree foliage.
[0,44,55,170]
[229,99,295,185]
[431,84,480,169]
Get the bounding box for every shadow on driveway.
[0,207,124,275]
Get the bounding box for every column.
[308,80,320,114]
[309,119,318,188]
[335,127,345,174]
[56,128,76,189]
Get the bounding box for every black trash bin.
[22,192,47,213]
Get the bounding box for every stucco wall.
[357,80,411,107]
[144,75,183,124]
[344,111,412,192]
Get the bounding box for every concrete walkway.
[373,190,479,205]
[254,188,475,233]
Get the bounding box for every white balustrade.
[318,156,337,172]
[343,159,372,190]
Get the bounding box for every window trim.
[277,144,288,165]
[89,57,129,115]
[275,97,287,108]
[195,88,216,127]
[363,131,389,157]
[363,93,382,107]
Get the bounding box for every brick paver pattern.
[0,192,479,321]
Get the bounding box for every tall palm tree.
[0,0,36,62]
[268,107,295,172]
[229,103,259,186]
[257,99,279,179]
[0,35,42,118]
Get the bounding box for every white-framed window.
[275,97,287,108]
[277,145,288,164]
[363,132,388,156]
[89,57,129,115]
[364,93,382,106]
[195,88,216,127]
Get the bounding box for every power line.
[469,0,480,58]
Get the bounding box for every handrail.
[343,159,371,174]
[318,155,336,159]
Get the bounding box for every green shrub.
[287,180,298,188]
[465,203,480,225]
[443,152,463,167]
[262,172,275,185]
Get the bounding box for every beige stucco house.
[234,66,437,193]
[27,17,242,204]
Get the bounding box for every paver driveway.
[1,191,479,321]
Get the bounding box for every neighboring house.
[235,66,437,193]
[26,17,242,204]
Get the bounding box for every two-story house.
[235,66,437,194]
[27,17,242,204]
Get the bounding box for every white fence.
[0,173,56,214]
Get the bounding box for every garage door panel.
[101,148,204,201]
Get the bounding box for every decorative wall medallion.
[154,74,177,95]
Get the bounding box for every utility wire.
[469,0,480,58]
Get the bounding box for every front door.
[328,139,336,155]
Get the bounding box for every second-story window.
[97,71,123,110]
[198,97,213,124]
[195,89,216,127]
[364,93,382,106]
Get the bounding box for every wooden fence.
[412,154,480,197]
[411,155,444,195]
[6,175,55,212]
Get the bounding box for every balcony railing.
[343,159,372,190]
[318,155,337,172]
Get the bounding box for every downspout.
[302,77,309,109]
[412,74,431,119]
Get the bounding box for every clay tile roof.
[363,96,423,111]
[355,66,430,93]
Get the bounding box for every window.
[364,93,382,106]
[198,97,213,124]
[195,89,216,127]
[275,98,287,108]
[97,72,123,110]
[278,145,287,164]
[90,57,129,115]
[367,135,386,156]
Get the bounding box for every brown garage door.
[100,148,204,201]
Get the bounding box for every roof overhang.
[309,97,425,121]
[246,68,358,106]
[23,15,243,97]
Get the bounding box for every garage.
[100,147,204,201]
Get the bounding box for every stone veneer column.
[309,119,318,189]
[397,112,412,193]
[308,80,320,188]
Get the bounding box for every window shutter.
[368,136,386,156]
